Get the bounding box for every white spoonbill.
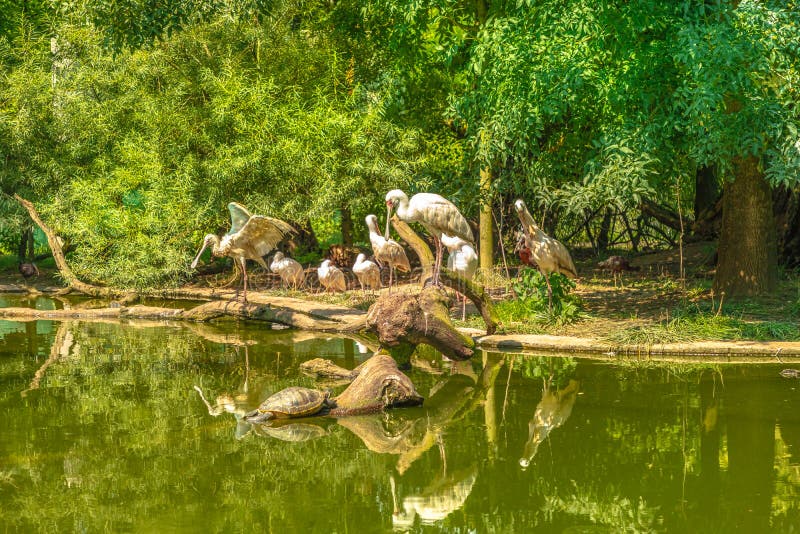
[270,251,305,289]
[441,234,479,320]
[365,214,410,291]
[317,259,347,293]
[385,190,473,286]
[352,253,381,293]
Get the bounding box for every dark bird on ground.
[597,255,640,287]
[19,261,40,288]
[19,262,39,285]
[514,199,577,311]
[191,202,296,302]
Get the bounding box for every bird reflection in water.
[193,343,254,440]
[390,465,477,530]
[519,378,580,469]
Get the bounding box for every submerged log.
[330,353,424,416]
[366,287,476,362]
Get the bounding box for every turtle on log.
[244,386,334,423]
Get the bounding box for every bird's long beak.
[191,241,209,269]
[385,204,393,240]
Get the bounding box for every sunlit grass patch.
[604,309,800,345]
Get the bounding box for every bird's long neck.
[209,235,223,255]
[367,219,381,239]
[394,196,410,220]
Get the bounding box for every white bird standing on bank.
[514,199,577,311]
[352,253,381,293]
[191,202,296,302]
[318,259,347,293]
[365,214,410,291]
[441,234,479,320]
[385,190,473,286]
[270,251,305,290]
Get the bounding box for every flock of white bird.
[192,190,577,311]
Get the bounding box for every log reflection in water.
[519,378,580,469]
[21,322,76,397]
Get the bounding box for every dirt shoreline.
[3,288,800,364]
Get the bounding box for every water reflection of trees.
[1,323,799,532]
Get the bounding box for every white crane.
[191,202,296,302]
[352,253,381,293]
[270,251,305,290]
[317,259,347,293]
[441,234,478,320]
[514,199,577,311]
[365,214,410,291]
[385,190,473,286]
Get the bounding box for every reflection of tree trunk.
[725,374,775,531]
[481,352,504,460]
[25,321,37,356]
[713,157,777,296]
[697,371,720,515]
[21,323,75,396]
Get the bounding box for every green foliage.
[510,269,583,325]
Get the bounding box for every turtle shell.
[245,386,328,423]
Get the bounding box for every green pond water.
[1,297,799,532]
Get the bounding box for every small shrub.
[509,269,583,326]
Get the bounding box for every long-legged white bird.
[191,202,296,302]
[318,259,347,293]
[352,253,381,294]
[365,214,410,291]
[270,251,305,290]
[514,199,577,311]
[441,234,479,320]
[385,190,473,286]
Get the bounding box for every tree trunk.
[713,156,777,296]
[479,166,493,275]
[692,164,721,240]
[340,206,353,247]
[596,208,613,252]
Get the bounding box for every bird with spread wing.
[191,202,296,302]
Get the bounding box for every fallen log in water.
[329,353,423,416]
[0,300,361,332]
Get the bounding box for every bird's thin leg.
[388,264,394,293]
[545,273,553,312]
[433,236,443,286]
[241,258,248,303]
[462,294,466,321]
